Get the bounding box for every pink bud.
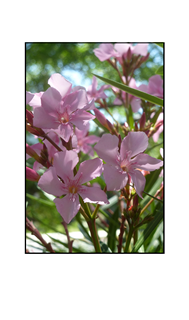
[26,167,40,182]
[26,144,41,162]
[140,112,146,129]
[93,108,113,132]
[26,109,33,125]
[127,47,132,60]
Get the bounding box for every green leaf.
[99,241,112,253]
[101,195,118,210]
[128,105,134,129]
[93,74,163,107]
[26,193,55,207]
[155,65,163,76]
[107,207,119,252]
[154,43,164,48]
[132,208,163,252]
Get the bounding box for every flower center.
[58,110,69,124]
[68,185,78,194]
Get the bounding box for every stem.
[61,220,73,253]
[124,224,133,253]
[140,185,164,215]
[87,218,102,253]
[26,217,55,253]
[42,133,63,152]
[117,214,126,253]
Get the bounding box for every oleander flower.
[94,43,148,62]
[72,123,100,156]
[94,132,163,198]
[86,76,110,101]
[27,73,95,142]
[38,150,109,223]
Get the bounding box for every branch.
[26,217,55,253]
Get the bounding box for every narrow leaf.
[93,74,163,106]
[132,210,163,252]
[154,43,164,48]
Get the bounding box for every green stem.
[124,225,133,252]
[87,218,102,253]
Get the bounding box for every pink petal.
[75,158,103,184]
[94,134,119,166]
[129,170,146,198]
[93,43,116,61]
[133,154,163,171]
[33,107,58,129]
[114,43,132,56]
[48,73,72,98]
[54,194,80,224]
[53,150,79,182]
[53,123,73,142]
[103,164,128,191]
[120,132,148,159]
[26,92,42,108]
[133,44,148,56]
[79,186,109,205]
[38,167,65,197]
[70,110,95,130]
[83,135,100,144]
[130,98,141,112]
[41,87,62,114]
[62,89,88,114]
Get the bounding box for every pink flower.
[26,132,64,171]
[72,123,100,156]
[27,74,95,142]
[94,132,163,198]
[147,75,163,99]
[93,43,117,62]
[87,76,110,101]
[94,43,148,62]
[38,150,109,223]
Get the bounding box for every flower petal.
[129,170,146,198]
[94,134,119,166]
[53,123,73,142]
[93,43,116,61]
[75,158,103,184]
[130,98,141,113]
[120,132,148,160]
[79,186,109,205]
[53,150,79,182]
[133,154,163,171]
[62,89,88,114]
[133,43,148,56]
[33,107,58,129]
[38,167,65,197]
[41,87,62,114]
[70,110,95,130]
[103,164,128,191]
[54,194,80,224]
[48,73,72,98]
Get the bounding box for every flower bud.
[93,108,114,132]
[26,143,41,162]
[26,109,34,126]
[139,112,146,130]
[26,167,40,182]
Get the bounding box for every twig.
[117,214,126,253]
[26,217,55,253]
[61,220,74,253]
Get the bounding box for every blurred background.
[26,43,163,252]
